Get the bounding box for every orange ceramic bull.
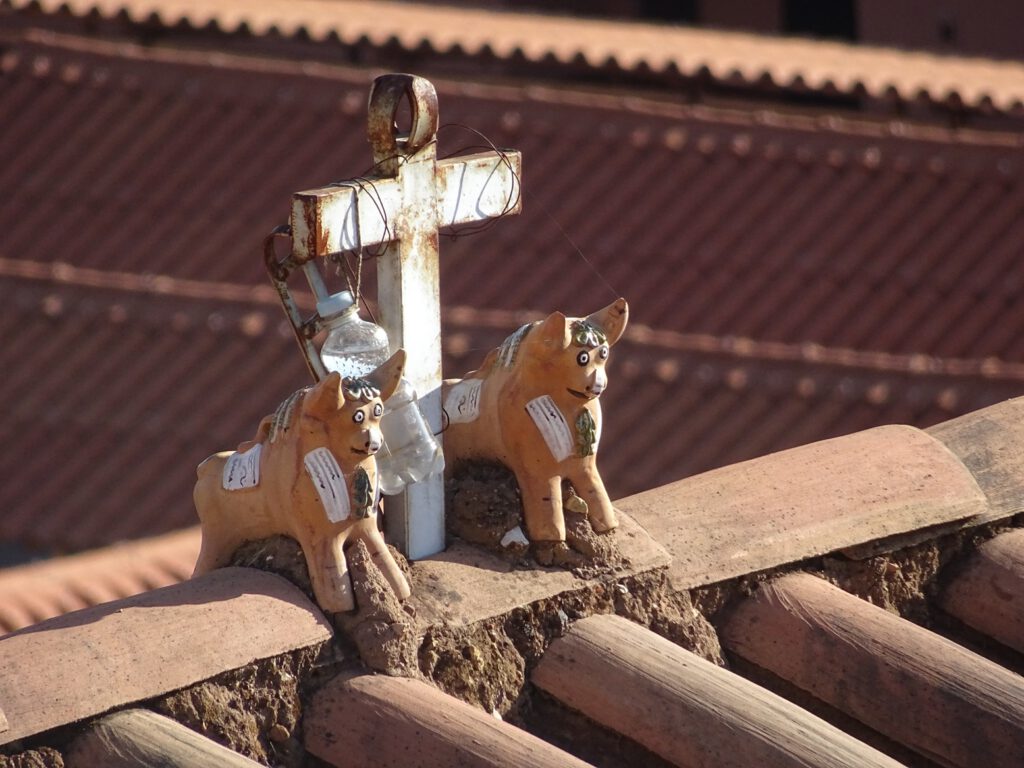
[193,350,409,613]
[443,299,628,544]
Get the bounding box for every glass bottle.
[318,291,390,378]
[317,291,444,494]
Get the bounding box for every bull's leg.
[570,463,618,533]
[305,532,355,613]
[519,472,565,542]
[357,525,411,601]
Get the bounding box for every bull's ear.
[537,311,570,348]
[587,298,629,347]
[306,371,344,416]
[367,349,405,402]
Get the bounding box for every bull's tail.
[192,452,236,576]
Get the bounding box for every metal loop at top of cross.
[367,74,439,172]
[282,73,522,560]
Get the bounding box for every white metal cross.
[289,74,522,560]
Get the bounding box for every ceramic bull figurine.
[193,350,409,613]
[443,298,628,545]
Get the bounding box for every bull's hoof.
[531,540,585,568]
[589,516,619,534]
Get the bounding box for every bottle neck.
[323,305,360,327]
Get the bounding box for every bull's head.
[534,298,629,401]
[306,349,406,456]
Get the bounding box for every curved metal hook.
[367,74,439,171]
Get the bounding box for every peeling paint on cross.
[289,74,522,560]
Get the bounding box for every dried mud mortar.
[446,461,525,554]
[147,534,416,766]
[427,463,726,760]
[151,647,320,768]
[210,522,718,764]
[232,536,316,602]
[419,569,724,715]
[232,535,418,676]
[331,540,418,676]
[821,524,1005,623]
[446,461,629,575]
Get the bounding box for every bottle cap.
[317,290,356,320]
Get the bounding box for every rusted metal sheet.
[289,74,522,559]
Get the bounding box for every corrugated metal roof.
[4,32,1023,355]
[2,31,1023,551]
[6,0,1024,112]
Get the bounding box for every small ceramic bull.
[443,298,628,544]
[193,350,409,613]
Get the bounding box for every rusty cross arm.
[290,152,521,262]
[288,75,521,560]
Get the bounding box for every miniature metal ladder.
[277,73,522,559]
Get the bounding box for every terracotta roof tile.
[69,709,266,767]
[2,412,1023,764]
[7,0,1024,112]
[0,527,200,634]
[0,567,331,746]
[4,32,1024,351]
[942,528,1024,654]
[721,572,1024,768]
[534,614,902,767]
[617,422,990,590]
[307,674,594,768]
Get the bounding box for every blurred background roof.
[1,1,1022,595]
[7,0,1024,109]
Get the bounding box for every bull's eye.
[353,410,365,424]
[373,402,383,418]
[576,350,590,366]
[598,345,609,360]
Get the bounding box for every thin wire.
[324,173,395,322]
[337,252,358,296]
[541,208,620,299]
[326,176,395,260]
[437,123,617,296]
[355,248,364,307]
[436,123,522,239]
[321,123,616,319]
